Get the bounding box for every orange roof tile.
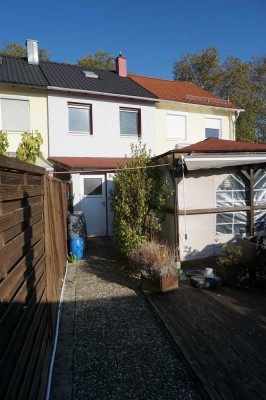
[129,74,241,110]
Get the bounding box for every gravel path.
[50,238,204,400]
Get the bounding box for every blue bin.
[70,237,84,260]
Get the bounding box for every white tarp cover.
[184,155,266,171]
[178,168,266,261]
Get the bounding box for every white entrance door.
[80,174,107,237]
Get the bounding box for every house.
[1,39,250,241]
[129,74,243,154]
[42,54,158,236]
[44,55,242,237]
[0,40,51,169]
[156,138,266,262]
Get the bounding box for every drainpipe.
[173,153,178,258]
[233,110,241,141]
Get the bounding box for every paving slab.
[50,238,204,400]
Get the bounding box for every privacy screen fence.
[0,156,70,400]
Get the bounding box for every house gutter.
[156,98,244,113]
[47,86,157,103]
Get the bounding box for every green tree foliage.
[173,47,223,95]
[0,131,9,155]
[0,41,51,61]
[77,49,115,70]
[110,142,172,257]
[173,47,266,142]
[16,130,43,164]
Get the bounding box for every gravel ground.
[50,238,204,400]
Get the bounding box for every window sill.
[68,132,93,136]
[120,135,140,139]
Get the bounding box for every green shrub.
[218,243,244,267]
[0,131,9,155]
[16,130,43,164]
[110,141,172,257]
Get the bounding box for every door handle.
[101,202,106,206]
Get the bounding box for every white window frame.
[119,107,141,138]
[166,112,187,140]
[68,102,93,135]
[205,117,221,139]
[0,96,30,132]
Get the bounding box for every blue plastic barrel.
[69,237,84,260]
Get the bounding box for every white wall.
[48,92,156,157]
[177,167,247,261]
[155,102,235,154]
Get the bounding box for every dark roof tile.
[39,61,157,99]
[0,56,48,86]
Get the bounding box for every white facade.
[48,91,156,237]
[48,92,156,157]
[155,102,236,154]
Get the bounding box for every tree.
[110,142,172,257]
[0,41,51,61]
[0,131,9,155]
[16,130,43,164]
[77,49,115,70]
[173,47,266,142]
[173,47,223,95]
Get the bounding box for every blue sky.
[1,0,265,79]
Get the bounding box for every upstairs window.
[205,117,221,139]
[166,113,186,140]
[120,107,141,137]
[68,102,92,134]
[0,98,30,132]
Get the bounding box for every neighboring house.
[0,40,50,167]
[129,74,243,154]
[156,138,266,261]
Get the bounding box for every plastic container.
[68,211,87,239]
[69,237,84,260]
[68,211,87,255]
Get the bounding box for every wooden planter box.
[141,272,178,293]
[215,263,247,286]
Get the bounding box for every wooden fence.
[0,156,69,400]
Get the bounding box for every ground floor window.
[216,211,249,234]
[216,171,266,235]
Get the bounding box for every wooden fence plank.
[1,195,43,214]
[0,272,46,397]
[0,238,44,303]
[0,158,69,399]
[0,185,44,201]
[3,296,47,400]
[0,219,44,277]
[0,202,43,233]
[3,212,43,243]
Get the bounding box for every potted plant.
[216,243,248,286]
[129,240,178,293]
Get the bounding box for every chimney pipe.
[26,39,39,65]
[115,53,127,77]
